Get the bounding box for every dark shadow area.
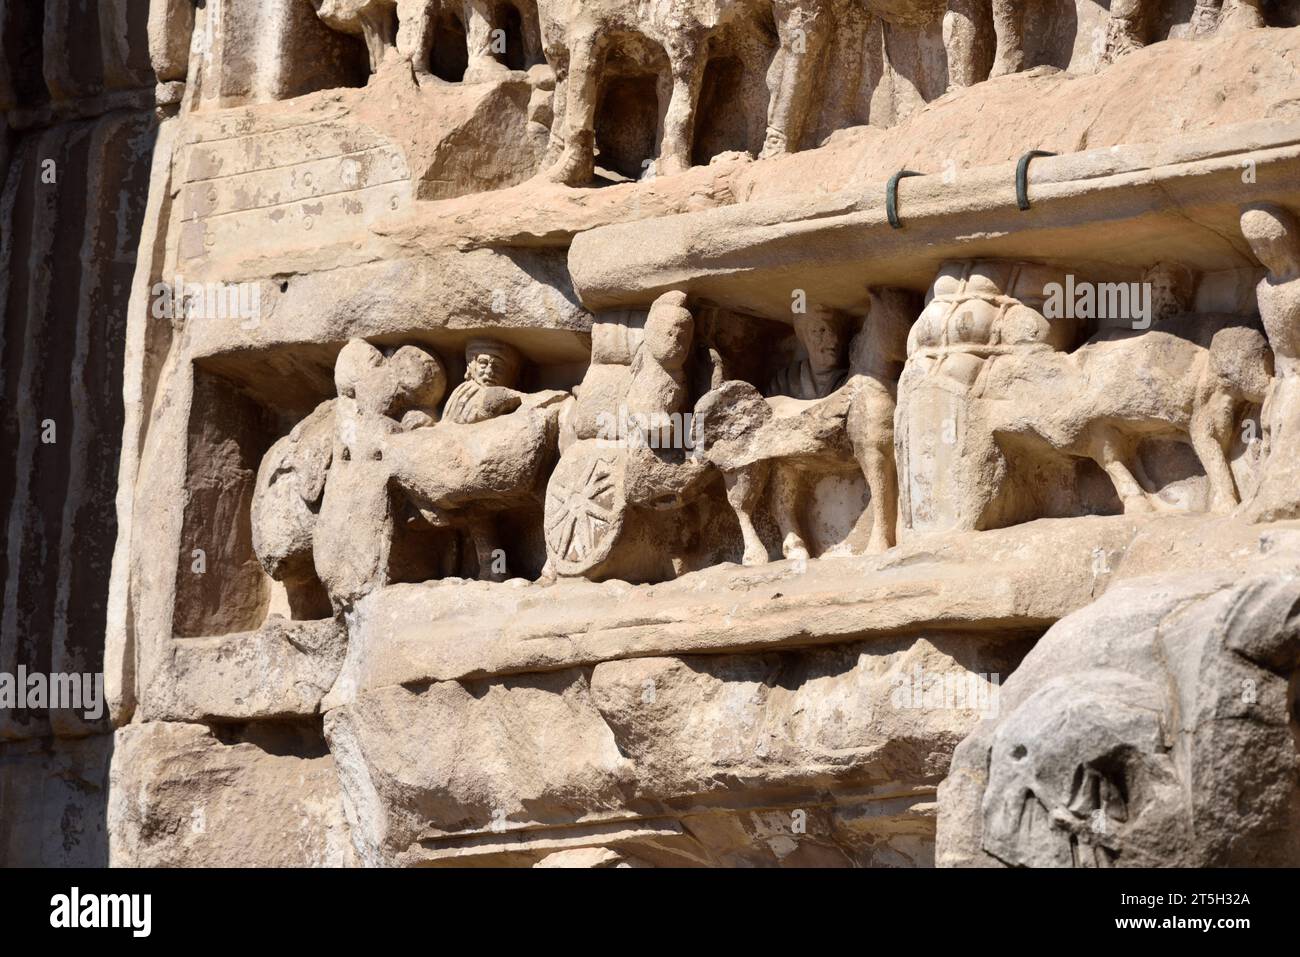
[433,9,470,82]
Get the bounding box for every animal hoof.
[989,53,1024,78]
[1122,495,1155,515]
[866,534,893,554]
[655,155,688,178]
[543,146,593,186]
[759,128,787,160]
[782,536,810,562]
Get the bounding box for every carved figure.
[311,0,431,73]
[942,0,1267,89]
[544,291,710,579]
[252,338,565,610]
[895,260,1080,536]
[443,338,526,424]
[987,263,1273,516]
[539,0,947,185]
[1240,203,1300,521]
[312,0,536,78]
[251,340,447,615]
[538,0,744,184]
[694,289,912,564]
[939,571,1300,867]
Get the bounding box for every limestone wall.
[0,0,157,866]
[4,0,1300,868]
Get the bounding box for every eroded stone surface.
[108,721,352,867]
[937,554,1300,867]
[7,1,1300,868]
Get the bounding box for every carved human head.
[1143,261,1195,323]
[1241,203,1300,279]
[642,290,693,369]
[794,307,848,374]
[464,338,522,388]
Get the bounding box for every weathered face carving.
[467,350,514,388]
[795,310,846,373]
[1144,264,1191,323]
[334,339,447,417]
[981,673,1188,868]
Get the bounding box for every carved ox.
[984,316,1273,515]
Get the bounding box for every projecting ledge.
[323,512,1294,706]
[568,119,1300,320]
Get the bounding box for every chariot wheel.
[544,441,627,576]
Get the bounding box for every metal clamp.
[887,170,925,229]
[1016,150,1056,211]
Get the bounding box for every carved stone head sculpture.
[795,308,847,377]
[464,338,523,389]
[1144,261,1195,324]
[1241,203,1300,377]
[444,338,527,425]
[334,337,448,419]
[1241,203,1300,283]
[938,568,1300,867]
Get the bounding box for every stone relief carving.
[939,570,1300,867]
[544,290,713,579]
[50,0,1300,872]
[252,247,1287,598]
[895,261,1080,535]
[986,267,1273,517]
[252,337,565,610]
[896,260,1276,536]
[1240,203,1300,522]
[301,0,1278,189]
[313,0,540,78]
[694,289,912,563]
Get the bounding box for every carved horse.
[694,289,913,564]
[252,339,563,612]
[312,0,538,78]
[537,0,959,185]
[986,316,1273,515]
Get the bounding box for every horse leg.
[542,42,570,165]
[762,1,831,158]
[848,384,898,553]
[1102,0,1151,64]
[1221,0,1266,33]
[359,2,400,71]
[463,0,504,80]
[467,513,507,581]
[770,464,811,561]
[724,463,770,566]
[544,29,598,184]
[1091,425,1153,513]
[990,0,1026,77]
[658,37,706,177]
[1191,395,1241,513]
[396,0,433,75]
[944,0,989,88]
